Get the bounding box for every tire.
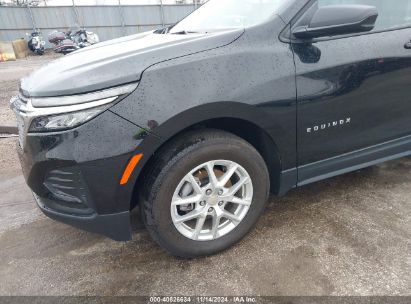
[140,129,270,258]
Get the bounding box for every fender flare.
[151,101,279,142]
[116,101,289,209]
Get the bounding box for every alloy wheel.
[170,160,253,241]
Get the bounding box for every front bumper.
[33,193,131,241]
[15,107,156,241]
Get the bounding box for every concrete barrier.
[0,41,16,61]
[12,39,29,59]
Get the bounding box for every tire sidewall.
[147,138,269,257]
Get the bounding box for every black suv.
[11,0,411,257]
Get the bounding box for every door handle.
[405,40,411,49]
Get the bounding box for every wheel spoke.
[211,214,220,239]
[228,176,249,196]
[205,162,218,187]
[192,215,207,240]
[218,163,238,187]
[231,197,251,206]
[171,194,202,207]
[222,210,241,223]
[174,209,204,224]
[186,173,202,194]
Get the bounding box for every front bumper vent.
[43,168,94,215]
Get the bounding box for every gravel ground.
[0,55,410,297]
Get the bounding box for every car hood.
[21,29,244,98]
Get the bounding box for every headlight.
[11,82,138,134]
[29,104,107,132]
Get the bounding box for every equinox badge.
[307,118,351,133]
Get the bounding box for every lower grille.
[42,167,94,215]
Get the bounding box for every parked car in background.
[10,0,411,257]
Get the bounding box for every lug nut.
[208,207,214,212]
[218,201,224,206]
[200,201,205,206]
[218,189,223,195]
[206,189,212,195]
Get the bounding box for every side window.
[318,0,411,31]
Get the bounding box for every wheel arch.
[128,102,286,211]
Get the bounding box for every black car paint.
[16,0,411,241]
[111,17,298,183]
[17,109,158,240]
[20,30,244,97]
[290,0,411,182]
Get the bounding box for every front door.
[293,0,411,182]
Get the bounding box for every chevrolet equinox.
[10,0,411,257]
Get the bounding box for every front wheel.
[141,130,270,257]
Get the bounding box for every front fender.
[111,21,297,204]
[149,101,276,141]
[113,100,295,209]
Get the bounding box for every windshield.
[169,0,288,34]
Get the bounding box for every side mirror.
[293,5,378,39]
